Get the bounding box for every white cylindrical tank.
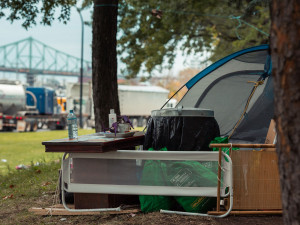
[0,82,26,115]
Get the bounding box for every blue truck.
[25,87,67,130]
[0,81,67,131]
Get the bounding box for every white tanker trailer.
[0,82,26,115]
[66,82,170,127]
[0,80,67,132]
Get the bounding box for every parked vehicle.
[0,80,67,131]
[0,79,170,131]
[66,82,170,127]
[57,96,67,113]
[118,85,169,127]
[66,82,94,128]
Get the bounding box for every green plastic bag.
[139,147,220,213]
[167,161,218,212]
[139,147,176,212]
[175,196,216,213]
[210,136,239,154]
[210,137,239,162]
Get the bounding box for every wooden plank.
[43,134,144,146]
[209,144,275,148]
[50,203,139,210]
[29,206,140,216]
[263,119,276,151]
[208,210,282,215]
[44,135,144,153]
[52,204,74,209]
[45,145,104,153]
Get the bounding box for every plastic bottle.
[67,110,78,140]
[109,109,117,128]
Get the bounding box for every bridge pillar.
[26,73,36,86]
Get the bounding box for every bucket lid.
[151,106,214,117]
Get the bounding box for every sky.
[0,6,92,85]
[0,4,206,84]
[1,7,93,62]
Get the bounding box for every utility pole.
[77,8,84,128]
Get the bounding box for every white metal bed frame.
[61,150,233,217]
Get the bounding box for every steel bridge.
[0,37,91,85]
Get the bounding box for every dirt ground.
[0,193,284,225]
[0,156,285,224]
[0,208,286,225]
[36,213,285,225]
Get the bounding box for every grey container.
[151,106,214,117]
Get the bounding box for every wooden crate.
[231,150,282,210]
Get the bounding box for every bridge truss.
[0,37,91,84]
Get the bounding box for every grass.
[0,158,214,225]
[0,129,283,224]
[0,160,62,224]
[0,160,60,202]
[0,129,95,175]
[0,161,283,225]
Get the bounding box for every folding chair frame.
[61,150,233,217]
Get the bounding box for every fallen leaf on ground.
[42,182,51,186]
[2,194,13,199]
[35,169,41,174]
[9,184,15,189]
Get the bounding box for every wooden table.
[42,132,145,153]
[43,132,145,209]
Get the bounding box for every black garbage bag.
[144,115,220,151]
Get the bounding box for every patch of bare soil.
[0,194,284,225]
[89,213,284,225]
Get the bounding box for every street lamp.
[77,7,84,128]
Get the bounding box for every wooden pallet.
[29,204,140,216]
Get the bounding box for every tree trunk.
[270,1,300,224]
[92,0,120,132]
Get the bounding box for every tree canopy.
[0,0,76,28]
[1,0,270,79]
[117,0,270,78]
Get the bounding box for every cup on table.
[118,123,131,133]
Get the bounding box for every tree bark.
[270,1,300,224]
[92,0,120,132]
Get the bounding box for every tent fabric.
[171,45,273,143]
[185,45,269,89]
